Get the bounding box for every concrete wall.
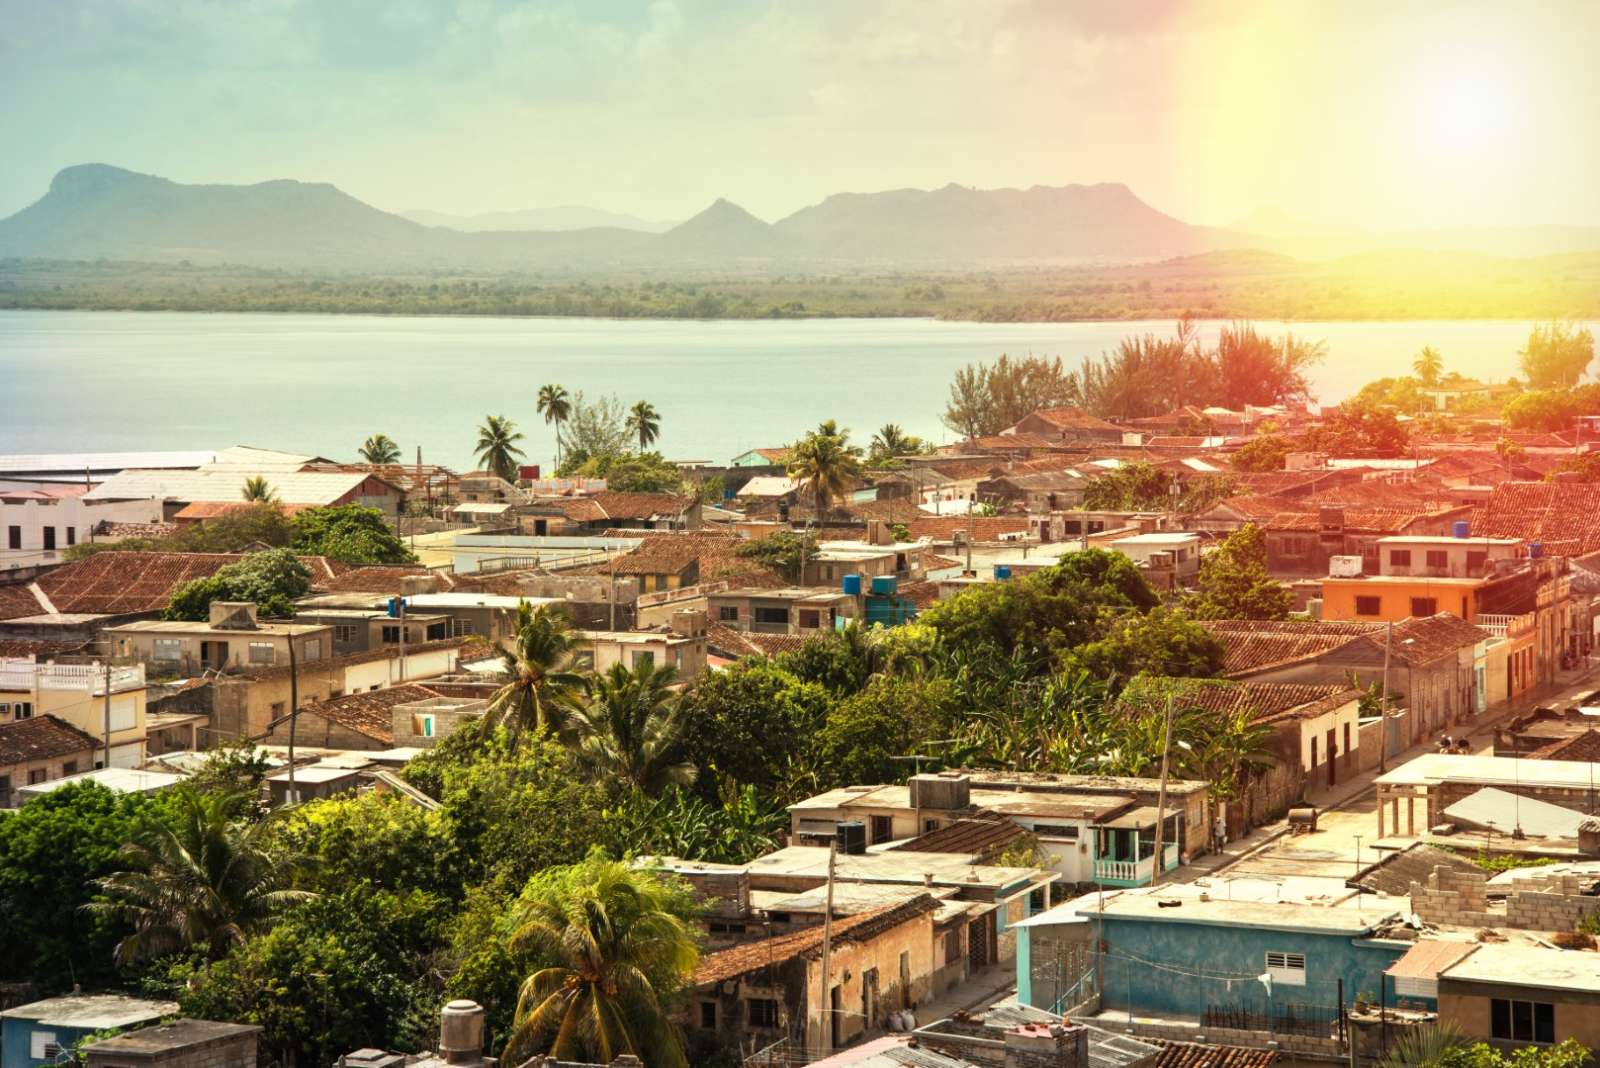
[84,1031,258,1068]
[1439,984,1600,1051]
[1410,868,1600,931]
[801,911,936,1050]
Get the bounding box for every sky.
[3,0,1598,228]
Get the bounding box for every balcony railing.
[1478,612,1534,639]
[0,659,145,694]
[1094,843,1180,885]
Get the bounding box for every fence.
[1202,1000,1342,1038]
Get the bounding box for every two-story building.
[707,587,856,635]
[0,658,149,768]
[107,602,334,675]
[1,485,165,573]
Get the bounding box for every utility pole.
[818,838,838,1052]
[286,635,299,806]
[1378,621,1393,773]
[102,660,112,770]
[1150,690,1175,886]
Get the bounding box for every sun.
[1415,51,1515,157]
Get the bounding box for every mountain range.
[3,163,1598,271]
[401,205,677,233]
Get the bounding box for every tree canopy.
[164,547,312,620]
[1519,321,1595,389]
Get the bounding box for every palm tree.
[626,400,661,452]
[785,419,863,521]
[483,600,586,742]
[571,661,694,795]
[870,423,919,462]
[475,414,527,483]
[359,434,402,465]
[1378,1023,1469,1068]
[537,384,572,466]
[1413,346,1444,387]
[88,788,312,965]
[241,476,278,503]
[506,854,698,1067]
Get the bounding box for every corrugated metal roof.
[1386,940,1477,980]
[0,450,219,474]
[1443,786,1590,839]
[86,469,370,504]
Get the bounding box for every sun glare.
[1416,52,1514,156]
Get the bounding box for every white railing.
[0,659,145,694]
[1095,858,1140,882]
[1477,612,1532,639]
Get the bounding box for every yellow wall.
[37,687,146,751]
[1321,578,1482,623]
[1440,991,1600,1049]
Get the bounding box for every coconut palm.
[570,661,694,795]
[626,400,661,452]
[1413,346,1444,388]
[870,423,921,462]
[359,434,402,465]
[475,414,527,483]
[88,788,312,965]
[506,854,698,1067]
[537,384,572,466]
[1378,1023,1469,1068]
[483,600,586,742]
[785,419,863,520]
[241,476,278,503]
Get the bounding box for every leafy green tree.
[733,530,815,583]
[583,451,686,493]
[275,790,458,899]
[166,502,295,552]
[475,414,527,482]
[505,852,699,1068]
[0,784,163,992]
[627,400,662,451]
[786,419,864,519]
[1519,322,1596,388]
[1186,524,1293,621]
[291,503,416,564]
[1379,1024,1587,1068]
[558,392,633,474]
[164,547,312,620]
[1082,461,1178,510]
[1230,432,1295,473]
[89,787,311,965]
[241,475,278,503]
[697,473,727,504]
[1412,346,1444,387]
[607,785,786,864]
[359,434,402,464]
[1302,399,1411,457]
[571,662,695,796]
[1350,374,1429,414]
[942,353,1080,438]
[1072,322,1210,420]
[1502,384,1600,432]
[482,601,586,743]
[676,660,831,801]
[816,677,957,788]
[537,384,572,465]
[1212,322,1323,408]
[1061,606,1225,683]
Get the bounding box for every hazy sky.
[4,0,1597,228]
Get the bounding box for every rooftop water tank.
[870,574,898,596]
[994,565,1012,581]
[842,573,863,595]
[438,1000,485,1065]
[1453,520,1471,538]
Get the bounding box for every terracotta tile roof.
[903,516,1030,542]
[294,683,442,744]
[694,895,940,986]
[895,580,941,609]
[968,432,1073,452]
[0,584,44,621]
[590,491,694,521]
[547,497,610,522]
[1149,1040,1278,1068]
[1265,507,1460,533]
[1378,613,1489,665]
[705,623,811,659]
[313,565,448,593]
[890,811,1024,857]
[0,714,100,766]
[0,638,85,659]
[173,501,313,520]
[97,521,179,540]
[1473,482,1600,556]
[570,532,787,588]
[1200,619,1383,677]
[1023,407,1125,434]
[1119,678,1358,724]
[1527,729,1600,762]
[20,551,246,619]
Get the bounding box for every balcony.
[1094,843,1180,887]
[1478,612,1534,640]
[0,659,145,694]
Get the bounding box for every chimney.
[208,601,259,630]
[1004,1023,1089,1068]
[438,1000,486,1066]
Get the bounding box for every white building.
[1,485,164,571]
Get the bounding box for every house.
[730,447,790,468]
[16,765,187,803]
[0,995,178,1068]
[520,492,701,535]
[708,587,856,635]
[2,484,165,572]
[0,714,100,806]
[805,536,932,587]
[1434,943,1600,1050]
[86,459,403,519]
[1106,532,1202,588]
[1002,407,1127,445]
[258,682,448,750]
[1373,752,1600,838]
[1473,481,1600,557]
[107,601,335,675]
[734,475,801,505]
[80,1019,261,1068]
[977,470,1092,513]
[0,658,150,767]
[573,628,708,679]
[0,550,252,642]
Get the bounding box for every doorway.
[830,985,842,1048]
[1326,728,1337,787]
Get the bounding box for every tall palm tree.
[359,434,402,465]
[870,423,919,462]
[786,419,863,521]
[626,400,661,452]
[475,414,527,483]
[483,600,586,742]
[241,476,278,503]
[1413,346,1444,388]
[88,788,312,965]
[537,384,572,466]
[571,661,694,795]
[506,854,698,1067]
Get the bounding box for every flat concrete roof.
[106,619,331,636]
[18,767,186,797]
[1442,943,1600,993]
[746,845,1047,893]
[750,883,958,916]
[1378,536,1521,546]
[1377,753,1600,790]
[1080,892,1390,934]
[83,1019,260,1054]
[1,994,178,1029]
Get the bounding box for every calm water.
[0,311,1585,471]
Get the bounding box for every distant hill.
[402,205,677,233]
[4,164,1599,271]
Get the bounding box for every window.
[708,920,747,934]
[870,815,893,843]
[452,618,474,637]
[153,637,182,661]
[66,527,76,546]
[748,998,779,1028]
[14,702,32,720]
[1467,551,1487,574]
[413,713,437,738]
[1032,824,1080,839]
[1355,595,1383,617]
[303,639,322,662]
[381,625,401,644]
[248,641,276,664]
[6,525,19,550]
[944,927,962,962]
[1410,597,1438,617]
[42,526,56,551]
[717,605,739,622]
[699,1002,718,1030]
[28,768,47,785]
[799,609,821,629]
[1265,951,1306,986]
[31,1031,58,1060]
[753,606,789,626]
[1426,550,1448,569]
[1492,999,1554,1044]
[334,624,358,643]
[766,911,791,924]
[632,650,655,670]
[1389,549,1412,567]
[0,775,9,806]
[270,701,285,719]
[61,761,76,776]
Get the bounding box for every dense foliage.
[1518,321,1595,388]
[291,504,418,564]
[164,547,312,620]
[1186,524,1293,621]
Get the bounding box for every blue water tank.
[1530,541,1543,559]
[870,575,898,596]
[1452,520,1471,539]
[386,596,404,618]
[994,565,1012,581]
[842,573,863,595]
